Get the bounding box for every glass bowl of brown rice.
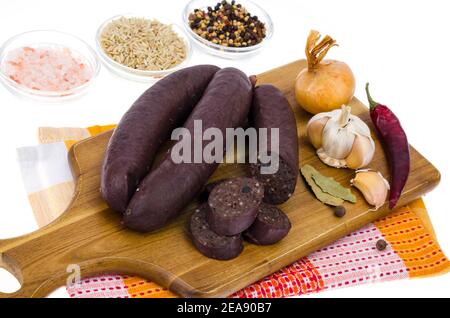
[96,14,192,82]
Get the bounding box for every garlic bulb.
[351,169,390,211]
[306,105,375,169]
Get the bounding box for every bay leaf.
[300,165,344,207]
[311,172,356,203]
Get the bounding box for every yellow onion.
[295,30,356,115]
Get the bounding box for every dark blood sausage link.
[123,68,253,232]
[207,178,264,236]
[189,204,243,260]
[101,65,220,213]
[244,204,291,245]
[249,84,299,205]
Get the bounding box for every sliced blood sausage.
[244,204,291,245]
[249,84,299,205]
[123,68,253,232]
[207,178,264,236]
[189,204,243,260]
[198,179,228,202]
[101,65,220,213]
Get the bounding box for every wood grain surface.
[0,60,440,298]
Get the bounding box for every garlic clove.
[307,117,329,149]
[346,135,376,169]
[317,148,347,168]
[351,170,390,211]
[322,119,355,160]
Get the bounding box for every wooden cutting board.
[0,60,440,298]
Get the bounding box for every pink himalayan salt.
[4,46,93,92]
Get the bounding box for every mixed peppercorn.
[188,0,267,48]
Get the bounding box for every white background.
[0,0,449,298]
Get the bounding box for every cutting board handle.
[0,229,68,298]
[0,245,22,298]
[0,235,187,298]
[0,220,193,298]
[0,238,45,298]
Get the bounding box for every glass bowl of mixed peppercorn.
[183,0,273,58]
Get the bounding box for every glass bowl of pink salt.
[0,30,100,102]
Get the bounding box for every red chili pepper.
[366,83,410,209]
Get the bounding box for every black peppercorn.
[242,186,251,193]
[188,1,266,48]
[376,239,388,251]
[334,206,346,218]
